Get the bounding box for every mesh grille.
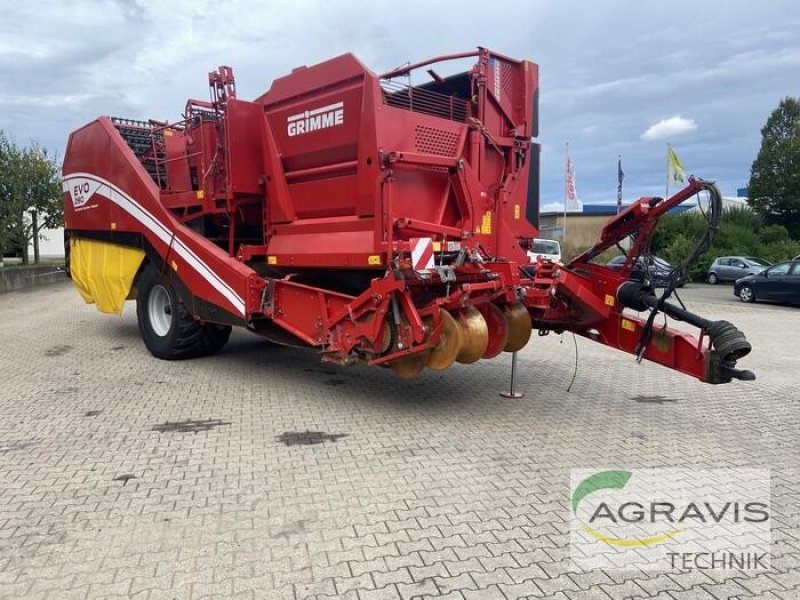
[501,62,517,102]
[414,125,460,156]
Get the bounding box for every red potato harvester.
[62,48,754,384]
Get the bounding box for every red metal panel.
[63,118,257,319]
[224,99,266,195]
[163,132,192,192]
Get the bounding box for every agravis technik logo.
[570,469,771,571]
[572,470,683,547]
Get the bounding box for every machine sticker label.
[287,101,344,137]
[480,211,492,235]
[68,177,102,210]
[410,238,434,271]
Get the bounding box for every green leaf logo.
[572,470,682,547]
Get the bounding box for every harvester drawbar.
[62,48,753,385]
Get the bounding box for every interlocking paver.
[396,578,438,599]
[358,584,403,600]
[462,584,506,599]
[497,579,543,599]
[0,282,797,600]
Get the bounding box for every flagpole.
[563,141,569,242]
[616,154,622,214]
[665,143,670,200]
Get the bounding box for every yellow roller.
[502,301,532,352]
[455,306,489,364]
[390,349,431,379]
[426,310,464,371]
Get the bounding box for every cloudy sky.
[2,0,799,209]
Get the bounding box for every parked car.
[606,255,687,287]
[734,261,800,304]
[707,256,771,284]
[527,238,561,263]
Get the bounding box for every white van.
[527,238,562,263]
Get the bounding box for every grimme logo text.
[287,101,344,136]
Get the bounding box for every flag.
[616,156,624,213]
[566,156,580,211]
[667,146,686,185]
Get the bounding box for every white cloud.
[2,0,797,202]
[640,116,698,141]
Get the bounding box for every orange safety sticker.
[170,260,178,271]
[621,319,636,332]
[368,255,382,265]
[267,256,277,265]
[604,294,615,307]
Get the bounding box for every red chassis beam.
[253,178,753,384]
[527,178,753,384]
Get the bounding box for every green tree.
[652,207,800,281]
[0,132,17,267]
[0,131,62,265]
[748,97,800,237]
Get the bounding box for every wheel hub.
[148,284,173,337]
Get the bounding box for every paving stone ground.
[0,281,798,600]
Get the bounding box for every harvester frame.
[62,48,754,385]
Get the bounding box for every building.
[28,227,65,260]
[540,196,750,251]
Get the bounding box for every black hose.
[635,182,723,360]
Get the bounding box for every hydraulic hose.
[618,281,753,369]
[635,181,723,359]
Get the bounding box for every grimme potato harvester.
[62,48,754,383]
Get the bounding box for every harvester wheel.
[426,310,464,371]
[390,349,431,379]
[455,307,489,364]
[502,302,532,352]
[479,303,510,359]
[136,264,231,360]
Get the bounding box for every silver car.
[707,256,771,284]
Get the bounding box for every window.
[653,257,672,269]
[532,240,560,255]
[745,257,771,266]
[719,258,731,266]
[767,263,791,276]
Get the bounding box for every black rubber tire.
[708,272,719,285]
[738,284,756,304]
[136,264,231,360]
